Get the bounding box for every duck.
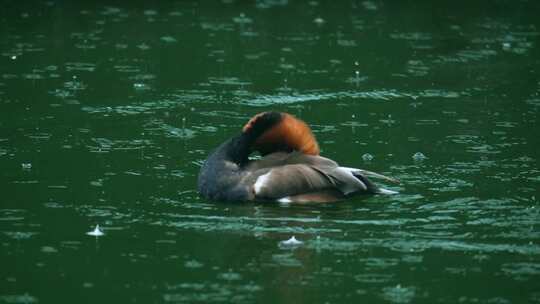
[197,111,398,203]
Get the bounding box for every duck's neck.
[213,133,253,166]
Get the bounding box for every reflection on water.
[1,0,540,303]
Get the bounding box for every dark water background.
[1,1,539,303]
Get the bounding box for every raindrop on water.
[362,153,374,161]
[280,236,303,247]
[313,17,325,25]
[412,152,427,161]
[233,13,252,25]
[133,83,148,90]
[181,117,187,135]
[86,225,104,237]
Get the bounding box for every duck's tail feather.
[342,167,400,184]
[347,168,399,195]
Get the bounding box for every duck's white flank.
[277,197,292,203]
[253,171,272,195]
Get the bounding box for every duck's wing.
[244,152,292,171]
[341,167,401,184]
[244,152,397,202]
[250,163,379,201]
[245,151,337,171]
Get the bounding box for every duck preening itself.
[197,112,398,203]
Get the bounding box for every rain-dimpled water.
[1,1,539,303]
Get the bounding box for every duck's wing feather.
[244,152,396,202]
[251,163,377,200]
[245,151,337,171]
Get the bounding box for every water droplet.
[137,43,150,51]
[41,246,58,253]
[144,10,158,16]
[86,224,104,237]
[313,17,325,25]
[11,55,17,60]
[362,153,374,161]
[160,36,177,43]
[280,236,303,246]
[233,13,252,24]
[412,152,427,161]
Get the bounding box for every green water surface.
[1,1,539,303]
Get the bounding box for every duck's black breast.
[196,135,254,201]
[197,157,253,201]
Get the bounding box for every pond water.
[1,1,539,303]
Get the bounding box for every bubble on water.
[64,79,86,91]
[102,7,121,16]
[144,10,158,16]
[115,43,128,50]
[272,252,303,266]
[233,13,252,24]
[23,73,44,80]
[338,39,357,47]
[362,153,374,162]
[380,114,395,126]
[407,60,429,76]
[0,294,38,304]
[86,225,104,237]
[313,17,325,25]
[208,76,251,86]
[184,259,204,268]
[381,284,416,303]
[218,270,242,281]
[169,11,183,17]
[133,83,150,91]
[160,36,177,43]
[137,43,150,51]
[412,152,427,161]
[279,236,303,248]
[362,1,378,11]
[66,62,96,72]
[90,180,103,187]
[41,246,58,253]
